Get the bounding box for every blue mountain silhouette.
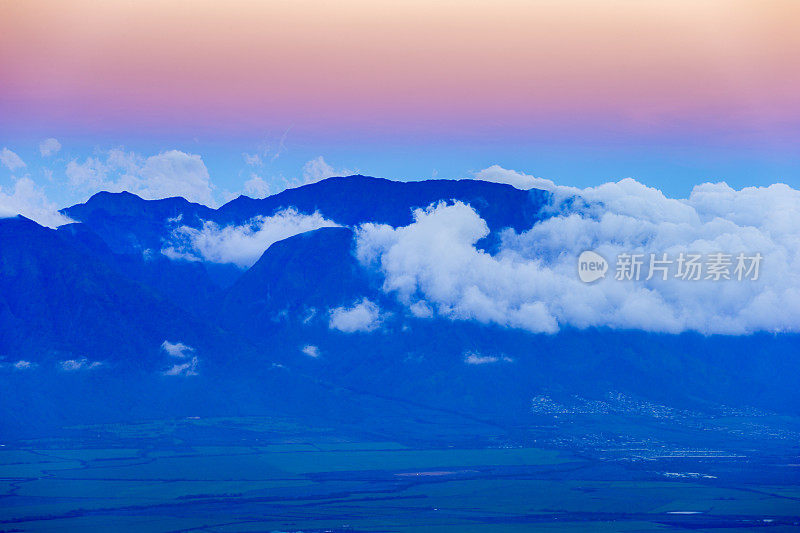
[1,176,798,436]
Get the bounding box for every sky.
[2,0,800,209]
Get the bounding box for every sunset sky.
[2,0,800,205]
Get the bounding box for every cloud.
[13,360,36,370]
[60,358,103,371]
[162,208,339,268]
[0,148,26,171]
[243,175,271,198]
[39,138,61,157]
[160,340,198,375]
[355,177,800,335]
[329,298,384,333]
[301,344,320,358]
[0,177,73,228]
[66,149,215,205]
[161,340,194,358]
[244,129,290,167]
[464,352,513,365]
[163,356,199,376]
[302,156,353,184]
[474,165,555,191]
[243,153,262,167]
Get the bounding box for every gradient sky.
[2,0,800,205]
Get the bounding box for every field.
[1,414,799,532]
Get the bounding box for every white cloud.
[160,341,198,375]
[0,148,26,171]
[13,360,35,370]
[0,177,73,228]
[243,175,270,198]
[66,149,215,205]
[355,177,800,335]
[161,340,194,358]
[60,358,103,371]
[302,156,353,184]
[464,352,513,365]
[329,298,384,333]
[163,356,199,376]
[474,165,555,191]
[162,208,338,268]
[301,344,320,358]
[39,138,61,157]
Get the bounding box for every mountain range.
[1,176,798,437]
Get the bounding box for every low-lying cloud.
[301,344,320,358]
[59,358,103,371]
[329,298,384,333]
[162,208,339,268]
[464,352,513,365]
[473,165,555,191]
[356,174,800,335]
[160,340,198,376]
[163,357,199,376]
[161,340,194,358]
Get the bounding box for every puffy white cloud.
[301,344,320,358]
[356,177,800,335]
[162,208,338,268]
[60,358,103,371]
[329,298,384,333]
[243,175,271,198]
[161,340,194,358]
[0,177,73,228]
[66,149,215,205]
[39,138,61,157]
[0,148,26,171]
[13,360,35,370]
[474,165,555,191]
[302,156,353,184]
[163,356,199,376]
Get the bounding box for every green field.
[1,416,798,532]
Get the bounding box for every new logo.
[578,250,608,283]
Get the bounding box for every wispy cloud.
[473,165,555,191]
[160,340,198,376]
[301,344,320,358]
[302,156,353,184]
[60,358,103,371]
[464,352,513,365]
[163,357,199,376]
[161,340,194,358]
[0,148,26,171]
[39,138,61,157]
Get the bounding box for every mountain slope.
[0,216,213,366]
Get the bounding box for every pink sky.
[2,0,799,141]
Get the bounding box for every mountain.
[217,226,381,337]
[1,176,799,437]
[0,216,219,366]
[214,175,548,232]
